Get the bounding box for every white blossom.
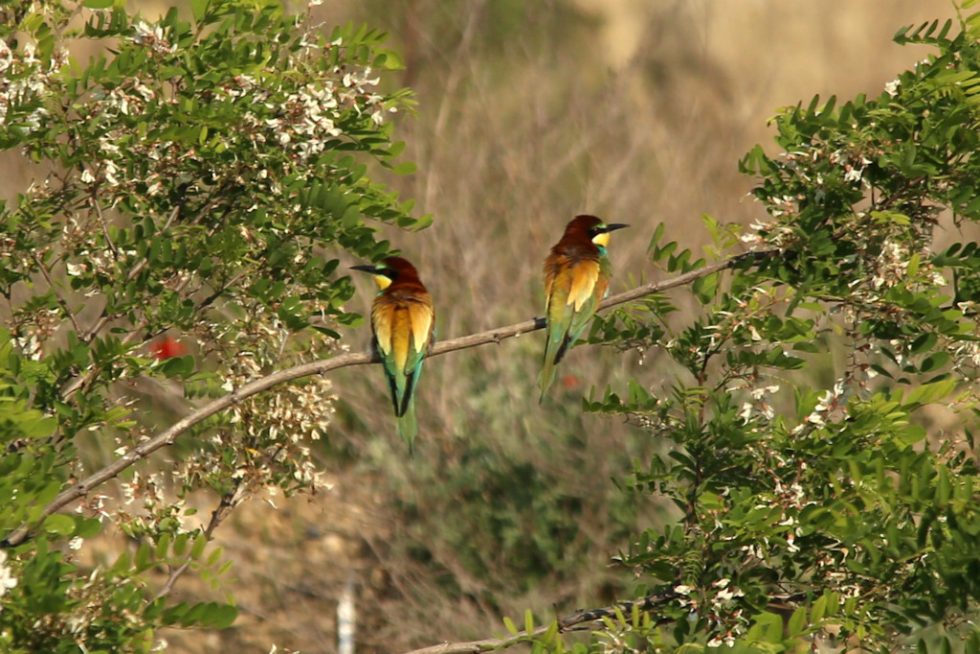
[751,385,779,400]
[0,40,11,74]
[104,160,120,186]
[0,550,18,602]
[843,166,863,183]
[22,42,37,65]
[131,21,175,54]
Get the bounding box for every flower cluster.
[672,579,748,648]
[0,551,17,606]
[0,40,66,132]
[169,307,340,500]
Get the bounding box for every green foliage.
[0,0,421,649]
[529,8,980,654]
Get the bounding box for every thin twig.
[151,482,246,602]
[1,250,775,548]
[31,251,82,335]
[400,591,677,654]
[76,205,181,345]
[92,200,120,260]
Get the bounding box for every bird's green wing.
[392,301,433,448]
[539,258,603,399]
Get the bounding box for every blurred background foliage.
[1,1,971,652]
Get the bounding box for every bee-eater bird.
[539,215,628,400]
[351,256,435,448]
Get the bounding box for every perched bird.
[539,215,628,400]
[351,256,435,447]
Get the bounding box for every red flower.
[150,336,187,360]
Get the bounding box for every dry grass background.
[3,1,963,652]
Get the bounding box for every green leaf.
[155,533,172,560]
[747,612,783,644]
[196,602,238,629]
[83,0,114,7]
[159,355,196,379]
[904,379,956,406]
[391,161,416,175]
[919,352,949,372]
[910,332,937,354]
[811,594,827,623]
[692,272,719,304]
[43,514,76,536]
[907,252,920,276]
[74,517,102,538]
[787,606,807,637]
[190,0,209,22]
[648,223,665,252]
[966,629,980,654]
[136,541,154,571]
[503,616,519,635]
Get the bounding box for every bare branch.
[1,250,773,548]
[400,591,676,654]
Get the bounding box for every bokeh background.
[4,1,961,652]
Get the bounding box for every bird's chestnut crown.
[351,256,419,290]
[565,215,629,247]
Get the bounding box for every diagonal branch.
[1,250,774,548]
[399,591,677,654]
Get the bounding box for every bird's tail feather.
[538,364,557,403]
[539,324,569,402]
[538,348,560,402]
[396,399,418,452]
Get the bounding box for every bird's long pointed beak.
[601,223,630,233]
[350,264,379,274]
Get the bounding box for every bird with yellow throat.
[539,215,628,400]
[352,256,435,448]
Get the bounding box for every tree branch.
[1,250,773,548]
[401,588,809,654]
[399,591,677,654]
